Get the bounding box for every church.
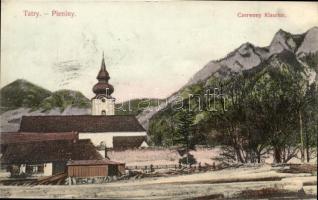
[19,55,148,150]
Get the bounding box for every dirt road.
[0,165,316,199]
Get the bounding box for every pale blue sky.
[1,1,317,101]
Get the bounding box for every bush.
[178,153,197,166]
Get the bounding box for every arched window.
[101,110,106,115]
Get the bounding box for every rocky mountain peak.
[297,26,318,56]
[187,28,316,86]
[269,29,298,54]
[237,42,255,53]
[305,26,318,35]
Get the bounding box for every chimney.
[104,147,109,159]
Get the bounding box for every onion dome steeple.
[93,53,114,98]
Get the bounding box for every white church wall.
[92,98,115,115]
[43,163,53,176]
[79,131,147,148]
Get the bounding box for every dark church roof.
[113,136,147,150]
[1,139,103,164]
[19,115,145,133]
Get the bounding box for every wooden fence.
[126,163,216,171]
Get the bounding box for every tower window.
[102,98,106,103]
[101,110,106,115]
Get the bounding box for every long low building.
[19,115,148,149]
[1,139,103,176]
[1,132,127,179]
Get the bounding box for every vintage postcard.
[0,0,317,199]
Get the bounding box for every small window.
[26,165,33,174]
[38,165,44,173]
[26,164,45,174]
[102,98,106,103]
[101,110,106,115]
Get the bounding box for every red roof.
[67,159,124,166]
[0,132,78,145]
[1,139,103,164]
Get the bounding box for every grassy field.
[108,147,316,167]
[108,147,222,167]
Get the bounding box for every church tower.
[91,54,115,115]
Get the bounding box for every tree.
[248,60,308,163]
[148,108,177,146]
[207,75,261,164]
[174,106,196,166]
[303,83,318,162]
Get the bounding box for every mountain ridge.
[138,27,318,130]
[188,27,317,86]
